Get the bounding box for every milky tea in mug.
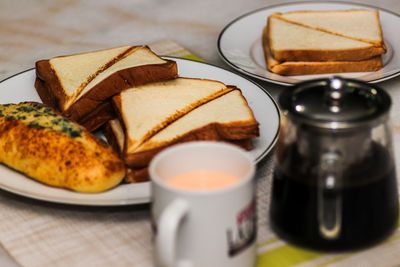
[167,170,240,190]
[150,141,257,267]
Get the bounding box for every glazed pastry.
[0,102,126,193]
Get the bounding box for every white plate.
[0,57,280,206]
[218,1,400,86]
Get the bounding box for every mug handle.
[156,199,190,267]
[317,152,343,239]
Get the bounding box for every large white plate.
[0,57,280,206]
[218,1,400,86]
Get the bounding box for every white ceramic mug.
[150,141,256,267]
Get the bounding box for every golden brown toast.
[112,77,234,155]
[263,23,383,76]
[266,11,385,63]
[107,88,259,170]
[35,45,178,130]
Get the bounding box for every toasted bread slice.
[46,46,131,106]
[267,15,385,62]
[275,9,385,46]
[0,102,125,193]
[109,89,259,168]
[112,77,234,154]
[36,45,132,110]
[35,45,178,126]
[263,26,383,75]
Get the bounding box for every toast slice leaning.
[263,25,383,75]
[35,45,178,128]
[104,88,259,182]
[112,77,234,154]
[36,45,131,111]
[274,9,385,47]
[267,15,385,62]
[109,88,259,169]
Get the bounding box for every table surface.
[1,0,400,266]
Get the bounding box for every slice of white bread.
[104,89,259,182]
[276,9,384,46]
[75,47,168,102]
[35,45,177,129]
[267,15,385,62]
[48,46,131,104]
[112,77,234,154]
[36,45,132,111]
[263,23,383,75]
[125,89,259,168]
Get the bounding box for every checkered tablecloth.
[0,40,399,267]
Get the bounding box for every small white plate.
[218,1,400,86]
[0,57,280,206]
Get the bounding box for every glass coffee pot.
[270,77,399,251]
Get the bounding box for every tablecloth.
[0,40,399,267]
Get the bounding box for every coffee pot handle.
[317,152,343,239]
[155,199,192,267]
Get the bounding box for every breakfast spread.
[263,9,386,75]
[0,102,126,193]
[0,45,260,191]
[1,9,388,193]
[2,3,400,266]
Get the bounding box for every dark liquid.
[270,142,399,251]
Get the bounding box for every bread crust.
[0,102,126,193]
[35,79,117,132]
[78,101,116,132]
[263,26,383,76]
[269,57,383,76]
[126,168,149,183]
[123,121,259,168]
[35,61,67,111]
[272,46,385,62]
[123,138,255,183]
[267,15,385,62]
[105,117,255,183]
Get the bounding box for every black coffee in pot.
[270,142,399,251]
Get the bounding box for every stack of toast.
[34,46,260,183]
[36,45,178,131]
[105,78,259,182]
[263,9,386,75]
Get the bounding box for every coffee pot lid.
[279,77,391,129]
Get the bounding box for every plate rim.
[0,56,280,206]
[217,0,400,86]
